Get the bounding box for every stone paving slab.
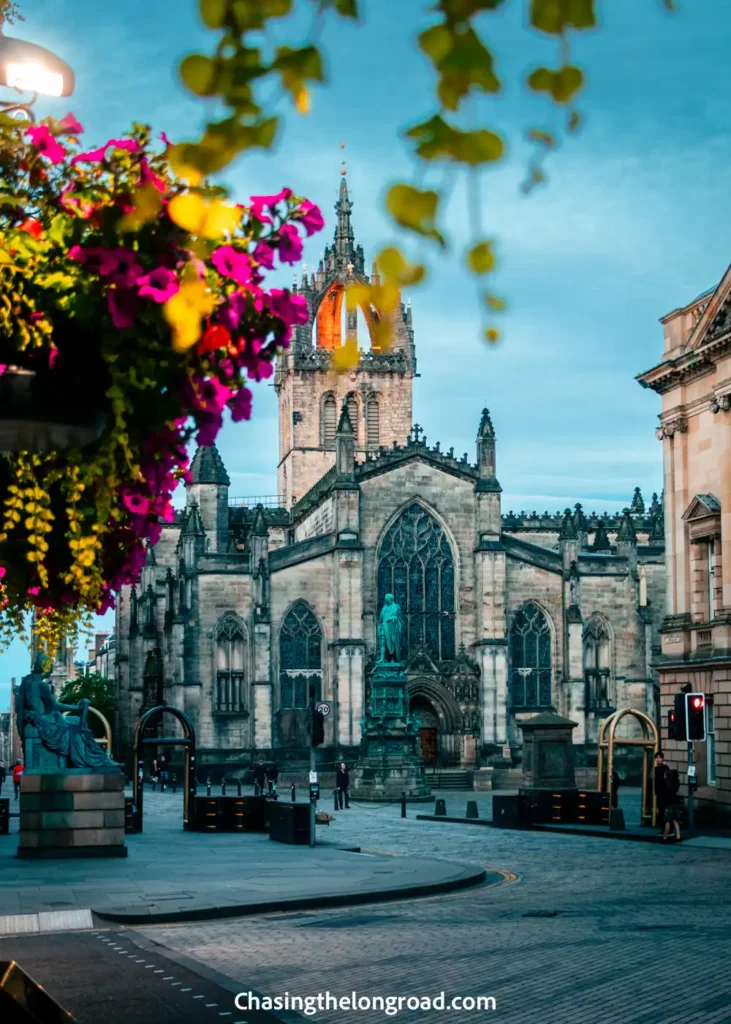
[0,798,491,931]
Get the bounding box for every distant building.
[638,268,731,824]
[84,632,116,680]
[114,175,666,776]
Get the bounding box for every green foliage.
[0,1,22,28]
[60,672,117,722]
[179,0,672,338]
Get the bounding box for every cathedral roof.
[190,445,230,486]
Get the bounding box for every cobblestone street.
[138,790,731,1024]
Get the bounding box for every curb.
[416,814,671,844]
[416,815,500,827]
[93,862,493,926]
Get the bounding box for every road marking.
[180,987,191,992]
[154,969,164,973]
[205,1003,218,1007]
[163,975,173,980]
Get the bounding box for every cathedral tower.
[274,173,417,508]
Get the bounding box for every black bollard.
[171,773,177,794]
[222,779,227,796]
[401,791,407,818]
[333,788,339,812]
[434,798,447,816]
[206,776,211,797]
[466,800,479,819]
[291,783,296,803]
[237,779,242,797]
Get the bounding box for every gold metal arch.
[62,705,113,751]
[597,708,659,827]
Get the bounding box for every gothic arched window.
[143,647,163,710]
[509,602,552,708]
[321,393,337,448]
[345,392,359,439]
[366,394,380,448]
[279,602,322,708]
[377,503,455,661]
[584,615,612,709]
[214,614,246,713]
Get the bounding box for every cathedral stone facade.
[114,177,666,775]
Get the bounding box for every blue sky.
[1,0,729,704]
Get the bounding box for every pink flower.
[59,184,94,219]
[72,137,140,164]
[27,586,40,596]
[219,291,248,332]
[211,245,253,286]
[123,493,151,516]
[160,131,172,148]
[228,387,253,422]
[297,199,324,236]
[26,125,65,164]
[0,566,6,579]
[107,289,138,329]
[268,288,309,326]
[48,346,58,369]
[253,240,275,270]
[160,503,175,523]
[137,266,179,303]
[277,223,303,264]
[57,113,84,135]
[250,187,292,222]
[239,338,273,382]
[107,249,143,288]
[138,158,166,194]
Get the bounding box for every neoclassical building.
[114,177,666,774]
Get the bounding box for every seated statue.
[16,655,121,774]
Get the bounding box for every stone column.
[337,645,364,746]
[252,622,272,749]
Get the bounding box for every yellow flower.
[164,275,217,352]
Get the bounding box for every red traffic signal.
[685,692,707,742]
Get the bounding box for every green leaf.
[47,214,70,246]
[180,54,218,97]
[419,26,500,110]
[0,193,24,207]
[229,0,291,30]
[199,0,229,28]
[386,184,444,245]
[405,115,503,164]
[527,64,583,102]
[438,0,508,20]
[467,241,496,274]
[530,0,596,35]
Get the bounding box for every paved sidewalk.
[0,792,492,932]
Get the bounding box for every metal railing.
[229,495,286,508]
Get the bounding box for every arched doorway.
[411,697,439,765]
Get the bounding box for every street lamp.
[0,35,74,118]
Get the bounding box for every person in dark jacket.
[253,760,266,796]
[266,762,279,796]
[335,762,350,809]
[663,768,683,842]
[159,754,169,792]
[0,762,6,795]
[653,751,668,833]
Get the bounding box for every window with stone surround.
[377,503,456,662]
[345,392,360,439]
[583,614,612,710]
[213,613,246,714]
[321,392,337,448]
[366,394,380,448]
[279,602,322,708]
[509,602,552,708]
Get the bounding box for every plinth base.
[352,758,432,802]
[18,772,126,860]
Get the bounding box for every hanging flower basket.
[0,113,324,651]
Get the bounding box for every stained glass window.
[214,614,246,713]
[584,615,611,709]
[279,602,322,708]
[509,603,552,707]
[377,503,455,661]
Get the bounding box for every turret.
[336,402,355,481]
[187,445,230,554]
[572,503,588,550]
[475,407,501,537]
[559,508,578,569]
[616,508,638,567]
[179,501,207,568]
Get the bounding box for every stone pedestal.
[518,712,578,790]
[18,773,127,859]
[352,663,431,801]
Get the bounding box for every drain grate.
[522,910,560,918]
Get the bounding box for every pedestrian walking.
[336,762,350,809]
[150,758,160,791]
[653,751,668,833]
[253,759,266,796]
[663,768,683,842]
[12,760,23,800]
[266,761,279,796]
[159,754,169,792]
[0,762,6,795]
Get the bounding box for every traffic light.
[669,692,686,741]
[311,706,325,747]
[686,693,706,741]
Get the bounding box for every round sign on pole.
[315,701,331,718]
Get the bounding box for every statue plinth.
[18,772,127,859]
[352,662,432,802]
